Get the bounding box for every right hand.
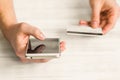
[2,22,65,63]
[80,0,120,34]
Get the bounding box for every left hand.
[2,22,66,63]
[80,0,120,34]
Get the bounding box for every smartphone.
[25,37,60,59]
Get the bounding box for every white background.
[0,0,120,80]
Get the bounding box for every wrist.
[0,20,17,31]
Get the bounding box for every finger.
[60,43,65,49]
[20,58,28,63]
[79,20,91,26]
[19,23,45,40]
[100,20,106,28]
[60,46,66,52]
[102,9,118,34]
[102,22,114,34]
[20,58,51,63]
[60,41,66,51]
[119,7,120,16]
[60,41,66,46]
[60,41,66,52]
[100,15,107,21]
[31,59,51,63]
[91,5,101,28]
[15,45,28,59]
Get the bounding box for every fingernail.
[38,34,45,40]
[40,34,45,39]
[102,30,106,35]
[92,21,98,28]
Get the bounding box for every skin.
[0,0,65,63]
[80,0,120,34]
[0,0,119,62]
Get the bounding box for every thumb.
[91,5,101,28]
[20,23,45,40]
[30,27,45,40]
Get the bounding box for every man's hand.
[0,0,65,63]
[80,0,120,34]
[2,22,65,63]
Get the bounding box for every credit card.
[67,25,103,36]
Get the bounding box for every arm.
[0,0,46,63]
[0,0,17,30]
[0,0,65,63]
[0,0,45,52]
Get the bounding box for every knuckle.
[19,22,28,30]
[20,22,27,26]
[92,15,99,20]
[15,52,21,57]
[92,18,99,22]
[15,48,25,58]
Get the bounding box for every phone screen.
[27,38,60,54]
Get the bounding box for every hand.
[2,22,66,63]
[80,0,120,34]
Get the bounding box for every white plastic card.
[67,25,103,36]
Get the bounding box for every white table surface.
[0,0,120,80]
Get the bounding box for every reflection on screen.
[27,38,59,54]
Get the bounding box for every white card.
[67,25,103,36]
